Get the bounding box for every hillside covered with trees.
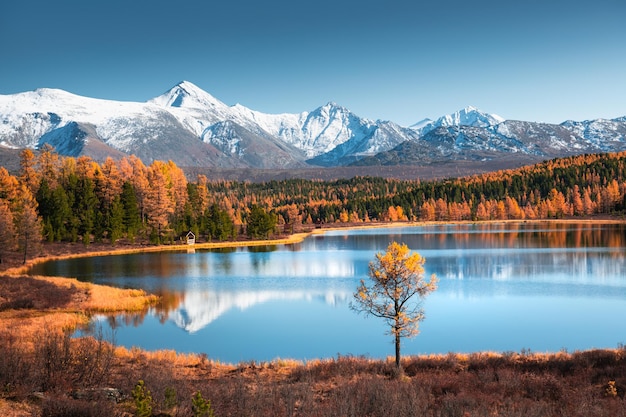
[2,148,626,263]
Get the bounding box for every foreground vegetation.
[1,313,626,416]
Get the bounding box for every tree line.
[200,152,626,224]
[2,147,626,263]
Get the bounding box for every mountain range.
[1,81,626,170]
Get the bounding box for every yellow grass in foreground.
[0,274,158,344]
[0,398,36,417]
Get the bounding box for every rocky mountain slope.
[355,113,626,166]
[1,81,625,169]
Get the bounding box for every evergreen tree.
[13,184,42,264]
[75,177,98,245]
[108,196,125,244]
[62,172,81,242]
[246,205,277,239]
[120,181,141,240]
[36,180,71,242]
[51,185,71,241]
[205,204,236,241]
[35,178,54,241]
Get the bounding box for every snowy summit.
[1,82,625,169]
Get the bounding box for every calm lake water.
[30,222,626,363]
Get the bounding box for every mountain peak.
[150,81,225,110]
[3,83,625,171]
[319,101,346,112]
[461,105,479,112]
[409,118,433,130]
[307,102,352,120]
[411,106,505,133]
[442,106,505,127]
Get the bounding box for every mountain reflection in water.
[30,222,626,362]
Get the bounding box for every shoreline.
[4,221,420,275]
[2,231,315,276]
[6,217,624,276]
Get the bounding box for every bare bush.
[33,328,73,392]
[2,331,626,416]
[41,396,115,417]
[0,328,31,395]
[71,325,116,386]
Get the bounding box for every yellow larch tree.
[351,242,437,374]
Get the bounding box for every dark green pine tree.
[204,204,236,241]
[246,205,277,239]
[184,183,202,235]
[62,173,81,242]
[50,185,71,241]
[36,179,71,242]
[120,181,141,241]
[108,196,125,244]
[35,178,55,242]
[75,177,98,245]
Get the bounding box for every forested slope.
[2,150,626,264]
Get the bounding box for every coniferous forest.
[2,147,626,263]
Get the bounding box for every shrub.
[606,380,618,398]
[132,380,153,417]
[192,391,215,417]
[41,396,114,417]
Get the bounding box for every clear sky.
[1,0,625,126]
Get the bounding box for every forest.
[2,147,626,263]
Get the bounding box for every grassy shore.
[1,220,626,416]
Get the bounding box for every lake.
[29,221,626,364]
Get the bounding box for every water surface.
[30,222,626,363]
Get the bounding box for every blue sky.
[1,0,625,126]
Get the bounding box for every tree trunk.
[395,330,401,372]
[22,231,28,264]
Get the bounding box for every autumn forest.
[2,147,626,264]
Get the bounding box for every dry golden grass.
[0,310,130,354]
[0,399,37,417]
[82,282,158,312]
[113,346,233,370]
[1,327,625,416]
[0,273,158,348]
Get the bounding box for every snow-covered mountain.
[1,82,625,169]
[148,82,413,166]
[355,109,626,166]
[411,105,506,136]
[0,81,418,167]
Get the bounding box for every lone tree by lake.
[351,241,437,374]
